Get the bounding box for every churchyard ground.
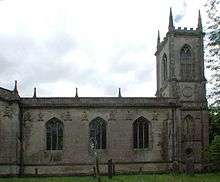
[0,173,220,182]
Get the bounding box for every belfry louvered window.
[89,117,106,149]
[133,117,149,149]
[46,118,63,150]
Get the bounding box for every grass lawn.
[0,173,220,182]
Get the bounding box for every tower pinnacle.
[197,10,203,31]
[118,88,122,98]
[33,87,37,98]
[168,8,174,31]
[75,87,78,98]
[14,80,18,93]
[157,30,160,49]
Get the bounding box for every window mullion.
[50,129,52,151]
[56,123,58,150]
[143,123,145,148]
[100,123,102,149]
[137,123,139,148]
[95,124,98,149]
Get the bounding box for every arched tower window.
[89,117,106,149]
[180,44,194,80]
[133,116,150,149]
[46,118,63,150]
[162,54,168,80]
[182,115,194,141]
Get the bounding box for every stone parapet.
[20,97,180,108]
[0,87,20,102]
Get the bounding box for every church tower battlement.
[155,9,206,108]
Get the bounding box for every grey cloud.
[98,45,154,96]
[0,55,15,74]
[20,60,98,94]
[0,35,37,83]
[109,45,147,74]
[174,14,184,23]
[110,61,135,74]
[0,31,154,97]
[174,0,187,23]
[45,33,76,57]
[0,35,35,64]
[135,67,154,83]
[0,32,81,95]
[103,84,121,96]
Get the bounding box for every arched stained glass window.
[46,118,63,150]
[163,54,168,80]
[133,116,150,149]
[89,117,106,149]
[180,44,194,79]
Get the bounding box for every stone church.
[0,9,209,176]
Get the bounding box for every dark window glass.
[133,117,150,149]
[89,117,106,149]
[102,123,106,149]
[46,118,63,150]
[139,121,143,148]
[144,123,149,148]
[163,54,168,80]
[46,129,51,150]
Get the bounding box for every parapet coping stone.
[20,97,180,108]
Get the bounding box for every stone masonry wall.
[0,99,20,175]
[22,107,172,174]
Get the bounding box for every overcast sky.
[0,0,207,97]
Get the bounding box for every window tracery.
[133,116,150,149]
[46,118,63,150]
[180,44,194,80]
[89,117,106,149]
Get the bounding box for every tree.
[205,0,220,106]
[208,135,220,170]
[209,106,220,142]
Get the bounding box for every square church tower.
[155,9,209,164]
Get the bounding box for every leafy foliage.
[208,135,220,170]
[208,106,220,170]
[209,106,220,142]
[205,0,220,106]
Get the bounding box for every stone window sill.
[133,148,151,152]
[45,150,63,153]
